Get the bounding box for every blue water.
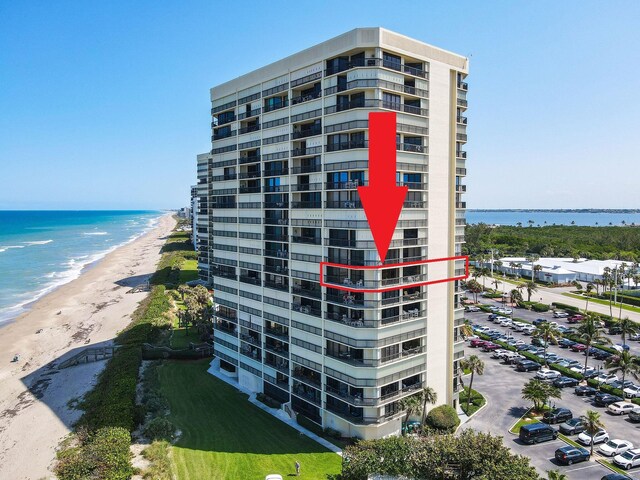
[466,210,640,227]
[0,210,163,324]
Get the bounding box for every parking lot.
[464,300,640,479]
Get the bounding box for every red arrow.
[358,112,408,263]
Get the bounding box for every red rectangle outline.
[319,255,469,293]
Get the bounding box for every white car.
[614,448,640,470]
[594,373,619,385]
[554,311,570,318]
[465,306,481,312]
[578,429,609,445]
[599,439,634,457]
[624,385,640,398]
[536,369,561,381]
[521,326,535,335]
[570,366,597,376]
[476,326,490,334]
[491,349,509,359]
[513,322,526,331]
[497,308,513,315]
[608,402,637,415]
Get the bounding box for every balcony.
[211,202,237,209]
[292,285,321,300]
[240,333,261,347]
[325,348,374,367]
[264,201,289,209]
[326,180,362,190]
[291,235,321,245]
[265,356,289,373]
[263,185,289,193]
[381,273,427,287]
[457,98,468,108]
[456,201,467,209]
[324,57,428,79]
[239,275,261,286]
[265,326,289,341]
[264,280,289,292]
[238,124,260,135]
[264,218,289,225]
[264,100,289,113]
[292,125,322,139]
[290,162,321,174]
[456,150,467,159]
[457,81,468,91]
[326,140,367,152]
[456,185,467,193]
[264,265,288,275]
[457,115,468,125]
[380,381,424,403]
[403,201,425,208]
[383,102,429,117]
[264,248,289,259]
[213,129,236,140]
[264,233,288,242]
[397,143,427,153]
[237,107,261,120]
[291,201,322,209]
[291,303,321,318]
[239,154,261,164]
[238,171,261,179]
[291,90,321,105]
[326,385,376,407]
[292,367,321,388]
[264,341,290,358]
[263,168,288,177]
[291,146,323,157]
[456,133,468,142]
[239,186,260,194]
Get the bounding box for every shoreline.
[0,213,165,327]
[0,213,176,479]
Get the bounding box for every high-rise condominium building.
[195,27,468,440]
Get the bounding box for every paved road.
[477,275,640,324]
[463,307,640,479]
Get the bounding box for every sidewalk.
[478,275,640,323]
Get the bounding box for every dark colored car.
[488,313,498,320]
[559,418,585,435]
[594,350,613,361]
[611,380,635,390]
[554,376,580,388]
[587,347,603,356]
[575,385,598,396]
[543,407,573,424]
[516,344,530,351]
[519,422,557,444]
[469,339,486,348]
[558,339,577,349]
[601,474,632,480]
[532,318,548,326]
[516,360,542,372]
[571,343,588,352]
[609,326,623,335]
[555,445,590,465]
[482,342,500,351]
[584,369,601,379]
[594,392,623,407]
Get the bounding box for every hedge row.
[601,291,640,307]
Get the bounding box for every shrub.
[425,404,460,432]
[551,302,580,313]
[55,427,134,480]
[144,417,176,442]
[142,441,172,480]
[531,302,549,312]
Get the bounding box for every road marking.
[564,463,599,472]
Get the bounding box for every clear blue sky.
[1,1,638,209]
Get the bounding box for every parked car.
[536,369,562,381]
[554,445,590,465]
[532,318,548,326]
[578,429,609,445]
[503,352,525,364]
[543,353,559,363]
[482,342,500,352]
[465,306,481,312]
[624,385,640,398]
[557,359,580,369]
[554,376,580,388]
[611,380,635,391]
[531,337,550,348]
[599,439,634,457]
[614,448,640,470]
[516,360,542,372]
[543,407,573,424]
[629,333,640,341]
[554,311,570,318]
[567,314,584,323]
[614,344,631,352]
[516,344,531,352]
[488,313,499,321]
[570,343,588,352]
[570,365,597,377]
[608,402,637,415]
[628,407,640,423]
[491,349,510,359]
[487,305,500,311]
[609,326,623,335]
[498,308,513,315]
[601,473,633,480]
[558,339,577,349]
[594,350,613,361]
[594,393,623,407]
[469,339,486,348]
[575,385,598,396]
[518,422,558,444]
[594,373,619,385]
[559,418,585,435]
[521,325,536,335]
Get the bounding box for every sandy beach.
[0,213,175,480]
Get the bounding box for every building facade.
[196,28,468,439]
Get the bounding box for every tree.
[466,279,483,303]
[533,264,543,283]
[177,284,191,301]
[510,288,523,306]
[526,254,540,282]
[460,355,484,414]
[585,283,594,310]
[524,281,538,302]
[492,278,501,292]
[581,410,605,456]
[533,322,560,366]
[618,317,639,345]
[522,378,555,412]
[399,392,423,431]
[547,470,567,480]
[419,386,438,428]
[578,314,611,374]
[605,350,640,386]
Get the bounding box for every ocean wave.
[23,240,53,245]
[82,231,108,236]
[0,245,25,253]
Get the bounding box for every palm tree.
[466,279,483,303]
[399,393,423,432]
[522,378,547,411]
[533,322,561,366]
[547,470,568,480]
[618,317,639,345]
[461,355,484,414]
[524,281,538,302]
[509,261,517,276]
[585,283,594,310]
[419,386,438,427]
[492,278,500,292]
[578,314,612,374]
[526,254,540,282]
[177,284,191,301]
[510,288,523,306]
[605,350,640,386]
[581,410,605,456]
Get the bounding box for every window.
[383,52,402,71]
[383,92,401,109]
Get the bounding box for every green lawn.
[562,292,640,314]
[158,360,342,480]
[170,327,201,349]
[179,259,199,284]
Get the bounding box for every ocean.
[0,210,163,325]
[466,210,640,227]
